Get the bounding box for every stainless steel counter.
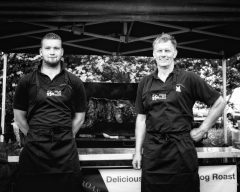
[197,147,240,158]
[7,147,240,163]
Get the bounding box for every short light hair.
[153,33,177,49]
[41,33,62,47]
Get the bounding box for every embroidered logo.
[47,90,62,97]
[152,93,166,100]
[176,85,181,92]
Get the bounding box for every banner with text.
[199,165,237,192]
[82,165,237,192]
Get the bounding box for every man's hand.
[190,96,225,142]
[190,128,207,142]
[132,153,142,170]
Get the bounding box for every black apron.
[141,71,200,192]
[15,72,82,192]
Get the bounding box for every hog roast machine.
[76,82,138,168]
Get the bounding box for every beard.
[43,58,61,67]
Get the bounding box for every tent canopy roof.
[1,0,240,58]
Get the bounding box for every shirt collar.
[37,61,66,74]
[152,65,178,80]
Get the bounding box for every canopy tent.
[1,0,240,143]
[0,0,240,58]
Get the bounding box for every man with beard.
[132,33,226,192]
[13,33,87,192]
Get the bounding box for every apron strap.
[146,131,191,142]
[35,71,40,88]
[27,71,40,122]
[63,71,73,90]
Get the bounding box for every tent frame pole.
[222,57,227,145]
[1,53,7,142]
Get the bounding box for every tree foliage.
[1,53,240,142]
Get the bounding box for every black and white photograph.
[1,1,240,192]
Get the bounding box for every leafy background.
[1,53,240,146]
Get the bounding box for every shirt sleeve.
[190,72,220,107]
[135,77,146,114]
[72,77,87,113]
[13,76,29,111]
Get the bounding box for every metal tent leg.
[1,53,7,142]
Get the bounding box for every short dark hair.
[41,33,62,46]
[153,33,177,49]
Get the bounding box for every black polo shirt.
[13,63,87,127]
[135,67,220,132]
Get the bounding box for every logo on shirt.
[152,93,166,101]
[176,85,181,92]
[46,90,62,97]
[176,84,185,92]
